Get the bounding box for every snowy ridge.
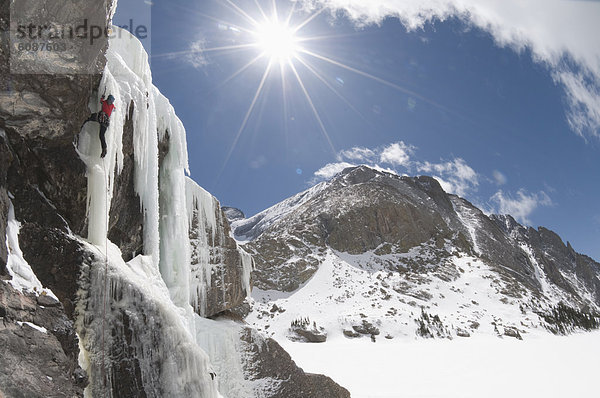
[232,180,329,242]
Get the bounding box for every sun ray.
[271,0,279,22]
[295,55,372,126]
[218,52,266,89]
[280,61,291,152]
[285,1,297,25]
[288,60,337,156]
[253,0,269,22]
[178,7,256,35]
[224,0,261,28]
[217,60,274,181]
[296,32,362,43]
[300,48,454,114]
[293,7,326,33]
[152,43,257,59]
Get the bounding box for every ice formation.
[4,198,57,299]
[74,27,251,397]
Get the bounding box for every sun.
[174,0,439,179]
[254,19,299,62]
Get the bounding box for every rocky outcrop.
[222,206,245,222]
[0,130,11,276]
[187,179,253,317]
[492,214,600,306]
[0,282,85,397]
[240,328,350,398]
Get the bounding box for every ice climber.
[82,94,115,158]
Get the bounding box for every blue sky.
[116,0,600,261]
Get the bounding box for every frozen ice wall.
[75,27,246,397]
[74,25,257,397]
[75,242,221,398]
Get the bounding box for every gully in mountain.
[82,94,115,158]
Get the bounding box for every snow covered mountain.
[0,1,348,397]
[231,165,600,343]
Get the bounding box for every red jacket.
[101,99,115,117]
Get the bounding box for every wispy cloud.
[313,141,479,196]
[492,170,507,186]
[417,158,479,197]
[490,189,553,225]
[306,0,600,140]
[339,146,377,162]
[184,39,209,69]
[250,155,267,169]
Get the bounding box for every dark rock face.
[0,282,85,398]
[108,101,143,261]
[0,0,113,238]
[240,328,350,398]
[0,132,11,276]
[492,215,600,306]
[0,0,114,396]
[19,225,93,318]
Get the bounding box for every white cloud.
[554,69,600,139]
[312,141,414,182]
[306,0,600,139]
[339,146,376,162]
[313,161,356,180]
[379,142,414,166]
[492,170,507,185]
[490,189,553,225]
[417,158,479,196]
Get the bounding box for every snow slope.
[247,249,555,343]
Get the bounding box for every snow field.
[281,331,600,398]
